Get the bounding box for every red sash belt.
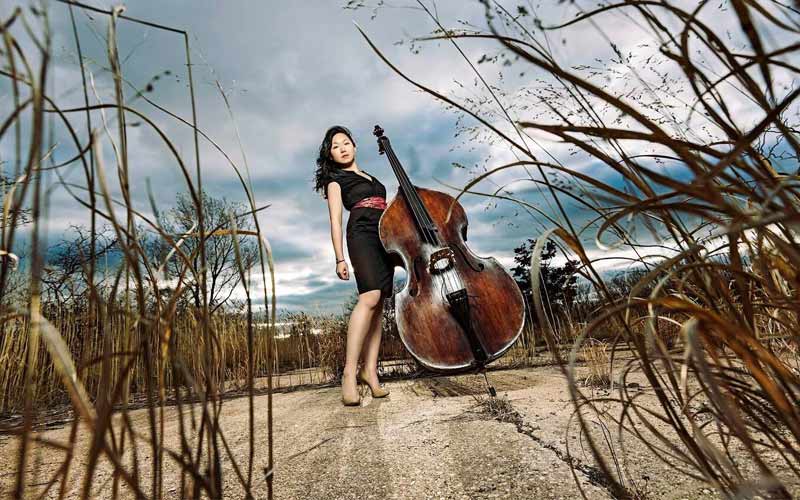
[352,196,387,210]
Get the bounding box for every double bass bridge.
[427,247,455,275]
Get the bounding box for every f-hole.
[452,243,484,272]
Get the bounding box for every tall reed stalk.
[0,3,277,497]
[353,0,800,496]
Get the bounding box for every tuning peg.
[374,125,386,154]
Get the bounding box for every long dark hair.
[313,125,356,199]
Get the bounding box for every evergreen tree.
[510,238,579,324]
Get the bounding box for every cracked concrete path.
[274,368,608,500]
[2,365,798,499]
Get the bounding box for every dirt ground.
[1,363,798,499]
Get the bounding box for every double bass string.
[383,142,453,298]
[384,141,466,300]
[383,143,436,244]
[385,144,465,298]
[375,127,529,371]
[389,145,467,299]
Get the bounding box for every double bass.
[375,125,526,373]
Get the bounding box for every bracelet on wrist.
[336,258,345,264]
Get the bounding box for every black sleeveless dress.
[327,168,395,298]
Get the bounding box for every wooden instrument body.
[379,186,526,372]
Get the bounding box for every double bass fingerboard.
[375,125,441,246]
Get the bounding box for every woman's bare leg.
[342,290,382,400]
[359,295,384,386]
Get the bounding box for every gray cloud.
[3,1,793,313]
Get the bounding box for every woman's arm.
[327,181,345,260]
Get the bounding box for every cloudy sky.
[1,1,795,314]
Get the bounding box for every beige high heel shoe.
[357,367,390,398]
[341,371,361,406]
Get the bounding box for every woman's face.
[330,132,356,165]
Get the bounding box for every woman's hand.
[336,260,349,280]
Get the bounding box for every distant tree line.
[2,189,259,315]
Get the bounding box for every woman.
[314,125,394,406]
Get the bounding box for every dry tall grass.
[1,2,277,497]
[353,0,800,497]
[581,339,611,388]
[3,1,800,498]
